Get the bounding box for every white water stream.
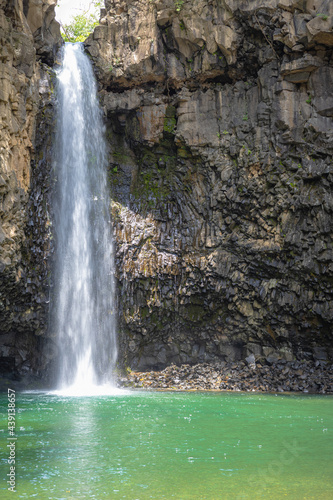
[53,43,117,395]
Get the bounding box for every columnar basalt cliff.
[0,0,332,383]
[0,0,61,382]
[85,0,333,370]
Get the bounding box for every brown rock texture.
[84,0,333,370]
[0,0,61,382]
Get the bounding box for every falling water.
[53,43,117,394]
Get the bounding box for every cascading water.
[52,43,117,394]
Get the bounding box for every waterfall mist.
[52,43,117,394]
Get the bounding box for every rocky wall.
[0,0,61,384]
[85,0,333,370]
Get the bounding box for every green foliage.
[163,106,177,134]
[61,14,99,42]
[59,1,101,43]
[175,0,184,12]
[316,13,328,20]
[164,116,176,134]
[306,94,312,104]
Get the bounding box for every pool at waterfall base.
[1,391,332,499]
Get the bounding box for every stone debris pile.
[120,359,333,394]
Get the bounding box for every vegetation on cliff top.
[58,1,101,43]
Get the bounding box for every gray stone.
[313,347,328,361]
[245,354,256,366]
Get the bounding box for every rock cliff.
[0,0,61,382]
[1,0,332,383]
[85,0,333,369]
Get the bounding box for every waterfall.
[52,43,117,394]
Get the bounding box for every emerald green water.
[1,391,332,499]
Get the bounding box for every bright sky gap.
[55,0,97,25]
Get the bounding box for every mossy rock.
[180,303,206,323]
[164,116,176,134]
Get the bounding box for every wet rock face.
[85,0,333,370]
[0,1,61,381]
